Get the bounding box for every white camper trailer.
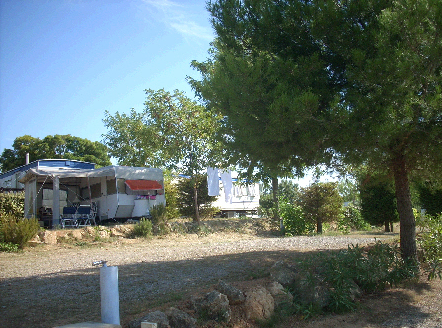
[19,164,165,227]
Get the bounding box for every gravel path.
[1,232,440,328]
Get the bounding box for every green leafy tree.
[194,0,442,259]
[176,174,217,221]
[359,175,399,232]
[0,135,111,172]
[103,89,223,222]
[417,183,442,217]
[299,182,343,234]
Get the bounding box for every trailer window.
[106,178,117,195]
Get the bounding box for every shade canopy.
[125,179,162,190]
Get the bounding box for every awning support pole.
[52,175,60,227]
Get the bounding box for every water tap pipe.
[92,260,120,325]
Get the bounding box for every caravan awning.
[125,180,162,190]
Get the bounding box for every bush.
[0,216,40,249]
[417,213,442,280]
[0,192,25,219]
[280,202,314,236]
[338,204,371,234]
[150,204,167,226]
[131,218,153,238]
[292,242,418,313]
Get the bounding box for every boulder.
[244,286,274,321]
[166,307,196,328]
[129,310,169,328]
[269,261,297,287]
[292,274,330,309]
[266,281,293,308]
[215,280,245,305]
[38,230,57,244]
[191,290,231,322]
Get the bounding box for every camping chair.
[60,206,78,228]
[76,205,96,227]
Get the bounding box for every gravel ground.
[0,231,440,328]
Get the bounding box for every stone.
[191,290,231,322]
[266,281,293,308]
[129,310,169,328]
[269,261,297,287]
[166,307,197,328]
[215,280,245,305]
[38,230,57,244]
[292,274,330,309]
[244,286,275,321]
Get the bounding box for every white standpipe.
[93,260,120,325]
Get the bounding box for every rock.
[70,229,83,239]
[129,311,170,328]
[293,274,330,309]
[38,230,57,244]
[244,286,275,321]
[191,290,231,322]
[266,281,293,308]
[269,261,297,287]
[215,280,245,305]
[166,307,197,328]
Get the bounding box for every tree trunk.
[271,177,281,227]
[384,220,390,232]
[392,151,416,260]
[193,183,200,223]
[317,218,323,234]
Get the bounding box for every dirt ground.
[1,219,441,328]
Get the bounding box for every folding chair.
[76,205,96,227]
[60,206,78,228]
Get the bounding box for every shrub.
[150,204,167,227]
[0,192,25,219]
[338,204,370,234]
[0,216,40,249]
[280,202,314,236]
[417,213,442,280]
[131,218,153,238]
[292,242,418,314]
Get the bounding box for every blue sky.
[0,0,214,153]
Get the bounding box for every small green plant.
[0,241,20,252]
[131,218,153,238]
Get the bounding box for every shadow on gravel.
[0,248,434,328]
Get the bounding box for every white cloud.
[141,0,213,41]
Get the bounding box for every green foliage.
[338,204,370,234]
[150,204,167,226]
[258,193,275,218]
[130,218,153,238]
[163,171,180,220]
[299,182,343,234]
[416,213,442,280]
[359,175,399,232]
[0,192,25,219]
[293,242,418,314]
[417,182,442,217]
[176,174,217,221]
[0,216,40,249]
[280,202,314,236]
[0,135,111,172]
[103,89,223,172]
[0,241,20,252]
